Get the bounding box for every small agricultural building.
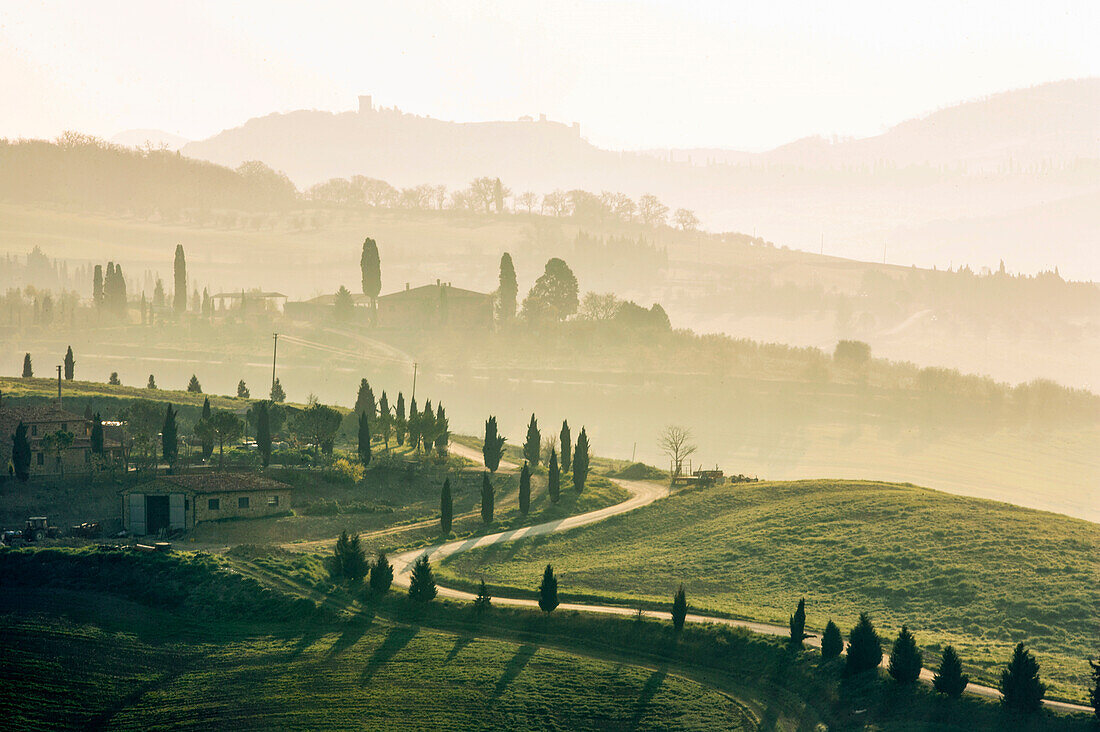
[378,281,492,329]
[122,473,292,536]
[0,404,123,478]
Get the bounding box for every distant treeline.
[0,134,297,214]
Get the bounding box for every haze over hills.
[111,129,190,151]
[177,79,1100,279]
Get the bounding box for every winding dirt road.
[393,442,1093,715]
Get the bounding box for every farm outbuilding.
[121,473,292,536]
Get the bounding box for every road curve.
[393,446,1093,715]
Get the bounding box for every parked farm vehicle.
[22,517,61,542]
[69,522,102,539]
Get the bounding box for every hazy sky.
[2,0,1097,150]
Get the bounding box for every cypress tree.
[354,378,376,419]
[434,403,448,456]
[22,353,32,378]
[147,374,157,390]
[12,422,31,481]
[1001,643,1046,713]
[161,404,178,472]
[90,412,104,455]
[93,264,104,308]
[498,253,517,321]
[377,391,391,449]
[173,244,187,314]
[187,374,202,393]
[140,292,148,324]
[200,398,213,459]
[572,427,590,493]
[474,580,492,613]
[420,399,435,454]
[519,461,531,515]
[237,380,250,398]
[407,398,420,453]
[408,555,437,602]
[523,414,540,466]
[394,392,406,446]
[369,552,393,596]
[888,625,923,683]
[63,346,75,380]
[358,411,371,466]
[270,377,285,402]
[256,401,272,468]
[547,449,560,503]
[559,420,571,473]
[538,564,559,613]
[789,598,810,647]
[360,237,381,310]
[671,584,687,631]
[481,472,494,524]
[933,645,969,697]
[845,613,883,675]
[483,416,505,473]
[821,620,843,660]
[441,478,453,534]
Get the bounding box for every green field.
[437,479,1100,703]
[0,589,752,731]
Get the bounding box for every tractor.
[22,517,61,542]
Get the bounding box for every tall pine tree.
[538,564,559,613]
[22,353,32,378]
[440,478,453,534]
[434,403,448,456]
[498,252,517,321]
[360,237,381,311]
[559,420,571,473]
[173,244,187,313]
[408,555,437,602]
[523,414,540,467]
[789,598,809,647]
[357,411,371,466]
[394,392,407,446]
[933,646,969,697]
[547,449,560,503]
[572,427,590,493]
[354,379,376,419]
[519,461,531,515]
[481,472,494,523]
[369,551,394,596]
[887,625,923,683]
[1001,643,1046,713]
[161,404,178,472]
[845,613,883,675]
[63,346,75,380]
[483,416,505,473]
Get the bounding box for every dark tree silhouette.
[481,472,495,524]
[888,625,923,683]
[789,598,810,647]
[11,422,31,481]
[63,346,75,380]
[408,555,437,602]
[521,257,579,322]
[256,401,272,468]
[498,252,517,321]
[90,412,104,455]
[1088,655,1100,720]
[845,613,883,675]
[394,392,407,446]
[147,374,157,390]
[671,584,687,631]
[538,564,559,613]
[109,372,120,385]
[1001,643,1046,713]
[369,552,393,596]
[474,580,492,613]
[547,449,560,503]
[328,530,368,583]
[22,353,32,378]
[933,646,969,697]
[483,416,505,473]
[358,411,371,467]
[821,620,843,660]
[200,397,213,460]
[270,377,286,402]
[187,374,202,393]
[523,414,540,467]
[361,237,381,311]
[519,461,531,515]
[174,244,187,314]
[572,427,590,492]
[354,379,376,419]
[559,420,571,473]
[441,478,453,534]
[161,404,178,472]
[237,380,250,398]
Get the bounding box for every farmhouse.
[0,404,123,477]
[121,473,292,536]
[378,281,492,329]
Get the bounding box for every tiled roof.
[0,405,86,439]
[379,283,490,302]
[142,473,293,494]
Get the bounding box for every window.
[238,496,250,509]
[31,425,38,436]
[267,495,280,507]
[36,452,44,465]
[208,498,220,511]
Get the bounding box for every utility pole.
[56,365,62,408]
[411,362,418,401]
[271,333,279,392]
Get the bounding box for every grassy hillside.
[437,479,1100,703]
[0,589,749,730]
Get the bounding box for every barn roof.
[379,282,490,302]
[135,473,293,495]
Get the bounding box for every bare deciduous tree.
[658,425,697,478]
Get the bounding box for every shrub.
[369,552,393,597]
[671,585,687,632]
[333,458,364,483]
[821,620,843,661]
[474,580,492,614]
[538,564,559,613]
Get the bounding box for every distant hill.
[111,128,190,151]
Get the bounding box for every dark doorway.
[146,495,170,534]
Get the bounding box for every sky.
[1,0,1097,151]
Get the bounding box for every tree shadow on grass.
[628,668,666,730]
[444,635,474,664]
[327,617,374,657]
[359,626,418,684]
[491,644,538,699]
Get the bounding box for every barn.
[121,473,292,536]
